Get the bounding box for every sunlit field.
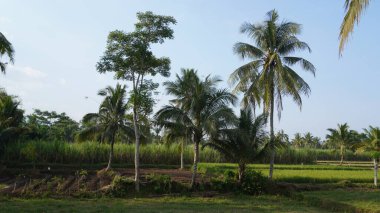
[1,0,380,212]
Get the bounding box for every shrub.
[210,170,238,192]
[240,170,268,195]
[145,173,172,194]
[110,175,135,197]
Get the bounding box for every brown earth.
[0,167,209,197]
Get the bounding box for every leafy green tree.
[339,0,370,55]
[0,89,27,153]
[155,69,236,187]
[204,110,268,183]
[230,10,315,179]
[355,126,380,186]
[78,84,134,170]
[326,123,357,165]
[0,32,14,74]
[25,109,79,142]
[96,11,176,191]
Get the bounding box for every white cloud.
[59,78,67,85]
[0,17,10,24]
[22,66,47,78]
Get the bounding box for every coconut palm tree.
[292,133,304,148]
[78,84,134,170]
[275,130,290,145]
[204,110,268,183]
[339,0,371,55]
[326,123,356,165]
[0,32,14,74]
[355,126,380,186]
[230,10,315,179]
[155,69,236,188]
[161,125,191,170]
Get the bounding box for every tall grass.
[0,140,372,165]
[260,148,372,164]
[1,140,223,165]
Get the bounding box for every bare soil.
[0,166,207,197]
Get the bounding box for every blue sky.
[0,0,379,138]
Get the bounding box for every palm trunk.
[191,140,199,188]
[180,139,184,170]
[374,158,378,187]
[133,107,140,192]
[106,137,114,171]
[238,163,246,184]
[340,145,344,165]
[268,89,275,180]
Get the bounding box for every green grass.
[302,189,380,212]
[0,195,325,213]
[0,184,6,190]
[199,163,374,183]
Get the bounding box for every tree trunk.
[374,158,378,187]
[268,89,275,180]
[190,140,199,188]
[180,139,184,170]
[133,107,140,192]
[238,163,246,185]
[340,145,344,165]
[106,137,114,171]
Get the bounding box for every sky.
[0,0,379,139]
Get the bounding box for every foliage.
[0,89,27,147]
[155,69,237,187]
[204,110,268,182]
[1,141,223,165]
[1,141,373,165]
[110,175,135,197]
[339,0,370,55]
[291,132,322,148]
[325,123,361,164]
[0,32,15,74]
[355,126,380,158]
[25,109,79,142]
[145,173,172,194]
[78,84,134,170]
[240,170,268,195]
[210,169,268,195]
[230,9,315,179]
[97,11,177,190]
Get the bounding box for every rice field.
[198,163,375,184]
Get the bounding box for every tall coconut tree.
[326,123,356,165]
[339,0,371,55]
[0,32,15,74]
[155,69,236,188]
[204,110,268,183]
[230,10,315,179]
[78,84,134,170]
[355,126,380,186]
